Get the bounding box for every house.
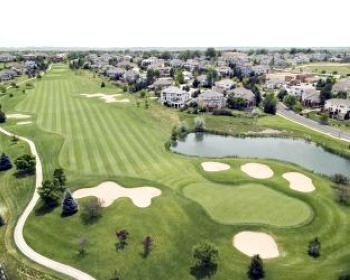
[0,53,16,62]
[324,98,350,120]
[106,67,125,80]
[301,88,321,107]
[147,65,171,77]
[122,70,139,84]
[214,79,235,93]
[285,84,315,99]
[333,78,350,96]
[151,77,174,90]
[161,86,190,108]
[196,74,210,87]
[229,87,256,107]
[0,69,17,81]
[197,90,226,109]
[216,66,233,77]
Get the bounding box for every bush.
[14,154,36,175]
[263,93,277,115]
[308,238,321,258]
[212,109,232,116]
[319,113,329,125]
[101,81,106,88]
[0,111,6,123]
[0,153,12,171]
[0,214,5,226]
[81,199,102,223]
[248,255,265,280]
[292,102,303,113]
[116,229,129,250]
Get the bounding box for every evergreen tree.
[0,214,5,226]
[308,238,321,258]
[248,255,265,280]
[0,111,6,123]
[0,153,12,171]
[142,236,154,257]
[62,190,78,216]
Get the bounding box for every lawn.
[295,62,350,76]
[183,182,312,227]
[1,64,350,279]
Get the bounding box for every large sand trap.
[233,231,280,259]
[73,181,161,208]
[201,161,230,172]
[282,172,315,192]
[17,121,32,125]
[241,163,274,179]
[80,93,129,103]
[6,113,31,120]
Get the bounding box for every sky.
[1,0,350,48]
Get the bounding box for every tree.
[0,214,5,226]
[339,274,350,280]
[263,93,277,115]
[0,111,6,123]
[319,113,329,125]
[62,190,78,216]
[308,238,321,258]
[38,180,61,206]
[192,78,200,88]
[142,236,154,258]
[283,95,297,108]
[277,89,288,101]
[0,153,12,171]
[227,95,247,110]
[206,68,218,87]
[248,255,265,280]
[194,117,205,132]
[81,199,102,223]
[77,236,87,256]
[53,168,66,188]
[116,229,129,250]
[205,48,217,58]
[332,174,349,185]
[175,69,184,85]
[14,154,36,175]
[191,241,218,279]
[101,81,106,88]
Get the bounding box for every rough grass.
[1,64,350,279]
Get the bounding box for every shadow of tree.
[190,263,217,279]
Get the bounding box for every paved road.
[0,127,96,280]
[277,102,350,143]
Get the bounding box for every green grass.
[295,62,350,76]
[184,182,312,227]
[1,64,350,279]
[0,133,60,279]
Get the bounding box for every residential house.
[333,78,350,97]
[197,89,226,109]
[161,86,190,108]
[151,77,174,90]
[216,66,233,77]
[324,98,350,120]
[0,53,16,62]
[229,87,256,107]
[0,69,17,81]
[122,69,139,84]
[214,79,235,94]
[301,88,321,107]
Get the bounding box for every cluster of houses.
[0,53,64,82]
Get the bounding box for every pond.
[171,133,350,177]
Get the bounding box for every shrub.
[191,241,218,279]
[319,113,329,125]
[0,111,6,123]
[61,190,78,216]
[14,154,36,175]
[0,214,5,226]
[308,238,321,258]
[81,199,102,223]
[101,81,106,88]
[212,109,232,116]
[0,153,12,171]
[248,255,265,280]
[194,117,205,132]
[116,229,129,250]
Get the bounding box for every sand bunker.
[17,121,32,125]
[6,113,31,120]
[241,163,274,179]
[73,181,161,208]
[80,93,129,103]
[201,161,230,172]
[233,231,280,259]
[282,172,315,193]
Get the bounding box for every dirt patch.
[282,172,315,192]
[233,231,280,259]
[73,181,161,208]
[241,163,274,179]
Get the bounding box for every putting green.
[183,182,313,227]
